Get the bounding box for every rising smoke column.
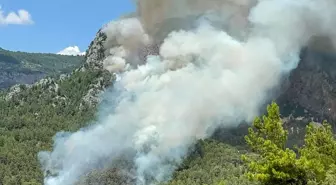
[38,0,336,184]
[136,0,256,40]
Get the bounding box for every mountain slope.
[2,20,336,185]
[0,48,84,89]
[0,69,114,184]
[61,23,336,185]
[0,32,114,184]
[278,37,336,125]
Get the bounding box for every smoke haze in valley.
[38,0,336,184]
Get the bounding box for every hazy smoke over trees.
[38,0,336,184]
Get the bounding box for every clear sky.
[0,0,135,54]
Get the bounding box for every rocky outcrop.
[278,38,336,124]
[0,48,83,90]
[5,19,336,128]
[81,75,112,106]
[0,70,45,89]
[3,28,113,107]
[82,27,336,126]
[84,30,107,70]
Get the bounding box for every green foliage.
[215,181,226,185]
[298,121,336,183]
[0,48,84,88]
[76,139,255,185]
[0,68,113,184]
[322,165,336,185]
[243,102,336,185]
[76,168,136,185]
[2,45,335,185]
[0,48,84,74]
[163,139,256,185]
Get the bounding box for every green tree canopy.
[243,102,336,185]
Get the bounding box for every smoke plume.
[38,0,336,184]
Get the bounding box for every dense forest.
[75,103,336,185]
[1,24,336,185]
[0,59,335,185]
[4,0,336,183]
[0,68,113,184]
[0,48,84,89]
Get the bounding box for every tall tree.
[242,102,336,185]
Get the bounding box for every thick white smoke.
[102,17,151,73]
[136,0,256,40]
[38,0,336,184]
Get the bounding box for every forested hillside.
[0,48,84,89]
[0,28,110,185]
[2,5,336,184]
[0,67,114,184]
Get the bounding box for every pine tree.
[242,102,336,185]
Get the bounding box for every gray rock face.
[86,24,336,125]
[0,48,84,90]
[278,38,336,123]
[6,19,336,125]
[84,30,107,70]
[0,70,45,89]
[4,29,113,106]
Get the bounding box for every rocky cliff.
[3,17,336,184]
[278,37,336,125]
[0,48,84,89]
[78,25,336,126]
[0,70,45,89]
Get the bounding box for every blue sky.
[0,0,135,54]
